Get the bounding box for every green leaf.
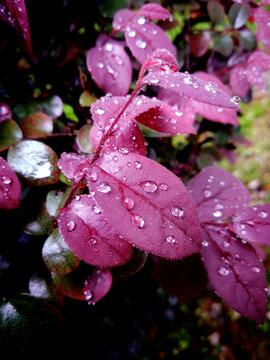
[79,91,97,107]
[99,0,127,18]
[40,96,63,120]
[229,3,250,29]
[76,124,93,153]
[13,102,43,123]
[46,189,71,217]
[42,229,80,275]
[213,34,234,57]
[52,270,86,301]
[239,30,256,50]
[7,140,59,186]
[24,202,52,236]
[207,0,225,26]
[0,119,23,150]
[113,247,148,277]
[20,112,53,138]
[28,273,64,306]
[63,103,79,123]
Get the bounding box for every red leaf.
[229,65,250,98]
[58,153,90,183]
[0,0,34,59]
[83,268,113,304]
[143,71,242,110]
[201,224,267,323]
[232,204,270,246]
[87,152,201,260]
[190,32,210,58]
[0,156,21,209]
[254,8,270,50]
[191,72,239,125]
[86,35,132,96]
[131,95,196,135]
[138,4,171,21]
[58,195,132,268]
[90,95,146,155]
[187,166,250,222]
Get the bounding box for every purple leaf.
[201,224,267,323]
[130,95,196,135]
[112,9,134,31]
[245,51,270,89]
[90,95,146,155]
[187,166,250,222]
[87,151,201,260]
[138,4,171,21]
[0,0,34,59]
[123,14,176,65]
[232,204,270,246]
[58,153,90,183]
[255,8,270,50]
[145,49,178,73]
[190,72,239,125]
[83,268,113,304]
[58,195,132,268]
[143,71,242,110]
[86,35,132,96]
[0,156,21,209]
[0,103,12,122]
[229,65,250,98]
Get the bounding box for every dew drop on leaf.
[123,197,135,210]
[66,220,75,232]
[92,204,101,214]
[258,210,268,218]
[98,62,104,69]
[132,214,145,229]
[97,182,112,194]
[231,96,241,105]
[89,238,98,245]
[171,206,184,218]
[127,30,136,37]
[141,181,158,193]
[96,108,105,115]
[136,39,147,49]
[137,16,146,25]
[89,171,98,182]
[159,183,168,191]
[1,176,12,185]
[203,189,212,198]
[134,161,142,169]
[213,210,223,218]
[84,288,93,301]
[166,235,176,244]
[252,266,261,273]
[202,239,209,247]
[218,266,230,276]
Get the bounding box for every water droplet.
[134,161,142,169]
[92,204,101,214]
[213,210,222,218]
[123,197,135,210]
[166,235,176,244]
[141,181,158,193]
[175,111,183,117]
[136,39,147,49]
[223,240,230,248]
[98,62,104,69]
[218,266,230,276]
[1,176,11,185]
[96,108,105,115]
[137,16,146,25]
[149,78,159,84]
[119,147,129,155]
[97,182,111,194]
[231,96,241,104]
[132,214,145,229]
[220,181,226,186]
[113,156,118,162]
[66,220,75,232]
[204,82,217,93]
[3,192,10,200]
[75,195,81,201]
[203,189,212,198]
[105,43,113,52]
[258,210,268,218]
[127,162,132,167]
[84,289,93,301]
[202,239,209,247]
[171,206,184,218]
[159,183,168,191]
[89,238,97,245]
[89,171,98,182]
[127,30,136,37]
[252,266,260,273]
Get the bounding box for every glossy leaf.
[20,112,53,138]
[0,156,21,209]
[42,229,80,275]
[145,49,178,73]
[24,202,52,236]
[46,189,70,218]
[84,268,113,304]
[0,103,12,122]
[229,3,250,29]
[87,35,132,96]
[76,124,93,153]
[143,71,241,110]
[232,204,270,246]
[58,195,132,268]
[87,151,202,260]
[0,0,34,58]
[190,72,239,125]
[201,224,267,323]
[112,9,134,31]
[40,96,63,120]
[0,119,23,150]
[58,152,90,183]
[7,140,59,186]
[190,32,210,58]
[138,4,171,21]
[187,166,250,222]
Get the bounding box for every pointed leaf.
[143,71,241,110]
[201,224,267,323]
[83,269,113,304]
[58,153,90,183]
[7,140,59,186]
[232,204,270,246]
[87,152,201,260]
[138,4,171,21]
[58,195,132,268]
[86,35,132,96]
[0,156,21,209]
[187,166,250,222]
[123,14,176,65]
